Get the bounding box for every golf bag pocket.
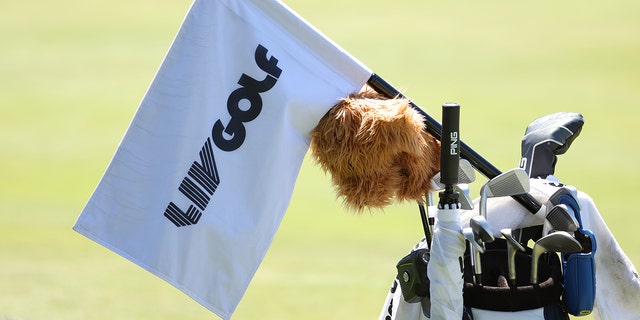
[396,248,430,303]
[553,188,597,316]
[563,229,597,317]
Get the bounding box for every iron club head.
[543,203,580,235]
[470,216,495,244]
[462,227,484,285]
[469,216,494,285]
[530,231,582,284]
[433,159,476,189]
[548,186,580,209]
[454,185,474,210]
[462,227,485,254]
[479,168,530,218]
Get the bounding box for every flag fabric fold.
[73,0,371,318]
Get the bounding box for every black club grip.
[440,103,460,187]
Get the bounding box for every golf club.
[530,231,582,284]
[543,204,580,235]
[548,186,580,209]
[479,168,530,218]
[500,228,525,286]
[463,227,485,253]
[462,227,484,286]
[418,202,432,249]
[454,185,473,210]
[470,216,495,285]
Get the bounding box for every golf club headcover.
[310,86,440,211]
[520,112,584,178]
[551,190,597,317]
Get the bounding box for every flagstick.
[366,74,541,214]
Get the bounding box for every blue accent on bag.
[563,229,596,316]
[556,193,597,317]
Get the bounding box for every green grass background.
[1,0,639,319]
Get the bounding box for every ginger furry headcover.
[310,87,440,211]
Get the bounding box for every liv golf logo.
[163,44,282,227]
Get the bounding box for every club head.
[500,228,525,252]
[455,185,474,210]
[463,226,485,286]
[530,231,583,284]
[500,228,525,286]
[479,168,530,217]
[548,186,579,208]
[544,204,580,235]
[462,227,485,254]
[470,216,495,244]
[483,168,530,198]
[432,159,476,189]
[459,159,476,184]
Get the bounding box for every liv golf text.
[163,44,281,227]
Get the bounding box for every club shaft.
[507,248,517,286]
[418,203,432,249]
[474,249,483,285]
[531,253,540,284]
[367,74,541,213]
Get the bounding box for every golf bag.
[380,180,598,320]
[379,111,598,319]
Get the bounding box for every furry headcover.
[310,87,440,211]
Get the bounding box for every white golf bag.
[381,112,599,320]
[379,178,597,320]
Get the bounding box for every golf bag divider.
[462,239,565,312]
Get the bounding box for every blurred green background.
[1,0,638,319]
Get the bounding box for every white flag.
[73,0,371,318]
